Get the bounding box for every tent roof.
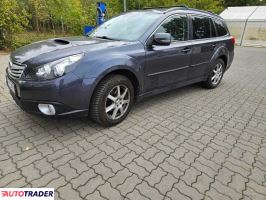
[220,6,266,21]
[249,6,266,20]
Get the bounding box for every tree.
[177,0,224,13]
[5,0,266,50]
[0,0,28,49]
[222,0,266,6]
[25,0,49,32]
[126,0,224,14]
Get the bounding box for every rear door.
[212,17,234,67]
[188,15,216,80]
[144,14,192,91]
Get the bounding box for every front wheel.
[90,74,134,127]
[202,59,225,89]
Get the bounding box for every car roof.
[140,5,222,19]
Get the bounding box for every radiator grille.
[8,61,26,79]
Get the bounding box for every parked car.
[6,6,235,126]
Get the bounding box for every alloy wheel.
[211,63,223,85]
[105,85,130,120]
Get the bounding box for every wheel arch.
[90,67,141,105]
[103,69,140,100]
[218,54,228,69]
[209,46,229,71]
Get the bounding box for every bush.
[11,32,73,50]
[0,0,28,50]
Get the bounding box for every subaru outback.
[6,6,235,126]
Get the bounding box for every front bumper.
[6,70,96,117]
[9,91,88,116]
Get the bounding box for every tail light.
[231,36,236,45]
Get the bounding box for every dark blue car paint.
[7,9,234,116]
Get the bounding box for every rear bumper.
[226,51,234,71]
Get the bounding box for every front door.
[144,14,192,92]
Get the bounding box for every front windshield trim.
[90,35,133,42]
[94,36,121,41]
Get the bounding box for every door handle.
[181,47,191,54]
[212,43,217,47]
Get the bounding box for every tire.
[202,59,225,89]
[90,74,134,127]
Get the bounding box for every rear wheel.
[90,74,134,127]
[202,59,225,89]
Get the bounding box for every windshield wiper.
[95,36,120,41]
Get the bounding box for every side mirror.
[153,33,171,46]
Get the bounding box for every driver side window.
[155,15,188,41]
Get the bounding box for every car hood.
[11,36,133,65]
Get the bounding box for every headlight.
[25,54,83,80]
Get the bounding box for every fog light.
[38,104,56,116]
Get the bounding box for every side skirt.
[137,76,206,102]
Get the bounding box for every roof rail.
[189,8,222,18]
[207,10,214,14]
[142,5,222,18]
[143,5,189,13]
[166,5,189,13]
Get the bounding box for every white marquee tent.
[220,6,266,46]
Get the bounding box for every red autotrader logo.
[0,188,54,199]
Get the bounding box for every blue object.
[97,2,107,26]
[84,26,95,35]
[84,2,108,35]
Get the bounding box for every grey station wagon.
[6,6,235,126]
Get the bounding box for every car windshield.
[89,12,160,41]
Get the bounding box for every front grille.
[8,61,26,79]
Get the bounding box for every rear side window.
[155,15,188,41]
[191,15,211,39]
[213,18,228,37]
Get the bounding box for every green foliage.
[127,0,223,14]
[11,32,70,49]
[2,0,266,50]
[177,0,224,13]
[223,0,266,6]
[46,0,86,33]
[0,0,28,49]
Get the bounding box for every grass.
[11,31,75,50]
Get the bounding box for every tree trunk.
[51,19,55,34]
[32,12,39,32]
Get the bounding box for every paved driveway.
[0,47,266,200]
